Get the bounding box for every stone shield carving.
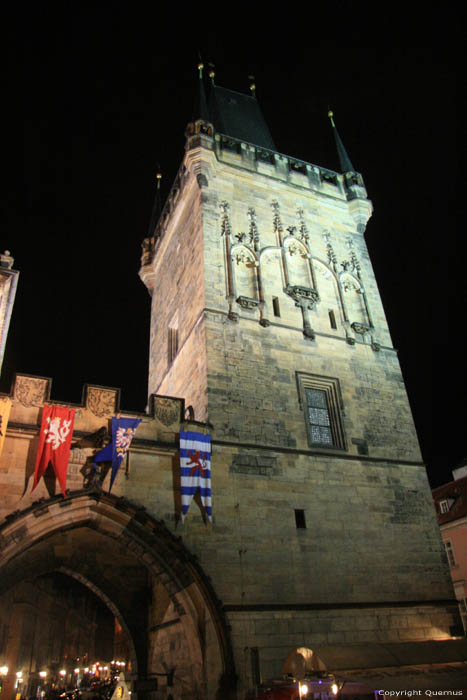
[154,397,180,427]
[86,387,118,417]
[14,376,49,407]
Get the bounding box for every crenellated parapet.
[139,129,373,291]
[0,373,205,522]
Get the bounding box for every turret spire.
[197,60,209,122]
[147,169,162,237]
[328,108,355,174]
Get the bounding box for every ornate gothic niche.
[284,237,313,288]
[313,259,344,328]
[231,244,260,311]
[340,273,370,332]
[259,247,285,321]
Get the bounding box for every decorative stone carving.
[342,279,360,293]
[285,285,319,309]
[232,250,255,267]
[271,200,283,236]
[220,201,232,238]
[323,232,338,271]
[86,387,118,417]
[236,296,261,310]
[154,397,180,427]
[14,375,49,407]
[351,322,370,335]
[297,208,310,243]
[287,242,307,259]
[247,207,260,247]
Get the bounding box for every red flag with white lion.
[33,405,76,496]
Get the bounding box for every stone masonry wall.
[147,171,208,419]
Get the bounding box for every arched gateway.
[0,490,236,700]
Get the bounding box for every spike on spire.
[197,60,209,121]
[208,63,216,85]
[328,108,355,174]
[248,75,256,98]
[147,169,162,237]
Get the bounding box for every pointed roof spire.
[328,108,355,173]
[196,59,209,121]
[147,169,162,237]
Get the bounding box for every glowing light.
[16,672,23,679]
[39,671,47,678]
[74,669,80,674]
[59,671,66,677]
[0,667,8,676]
[331,682,339,695]
[299,682,309,697]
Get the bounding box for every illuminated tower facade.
[0,251,18,376]
[139,69,459,696]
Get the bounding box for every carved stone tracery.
[236,296,261,310]
[285,285,320,310]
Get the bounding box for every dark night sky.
[2,19,460,488]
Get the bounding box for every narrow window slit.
[272,297,281,317]
[295,509,306,529]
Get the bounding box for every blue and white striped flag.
[180,431,212,522]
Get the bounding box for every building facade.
[433,463,467,634]
[0,75,464,700]
[0,251,19,376]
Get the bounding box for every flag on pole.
[33,405,75,496]
[0,397,12,459]
[180,431,212,522]
[94,416,141,492]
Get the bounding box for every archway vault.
[0,489,235,696]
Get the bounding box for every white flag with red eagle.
[179,430,212,522]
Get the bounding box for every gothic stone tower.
[139,76,458,696]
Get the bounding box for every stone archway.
[0,490,236,700]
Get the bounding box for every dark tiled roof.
[208,85,276,151]
[432,475,467,524]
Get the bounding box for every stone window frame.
[296,371,346,451]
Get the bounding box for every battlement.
[0,373,207,521]
[140,126,369,276]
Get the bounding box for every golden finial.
[328,107,335,128]
[197,62,204,77]
[208,62,215,84]
[156,171,162,189]
[248,75,256,97]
